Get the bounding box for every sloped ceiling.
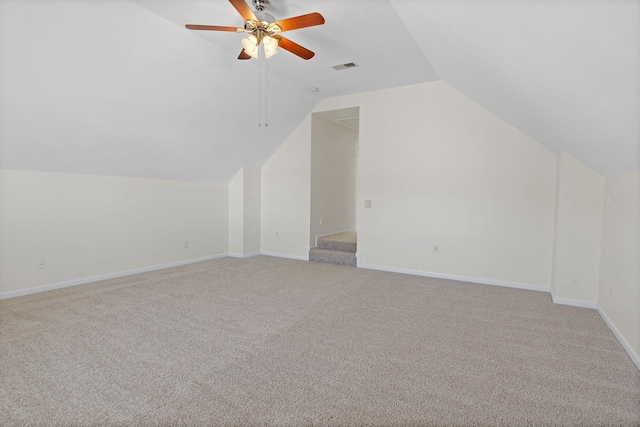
[389,0,640,176]
[0,0,637,181]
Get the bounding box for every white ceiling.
[390,0,640,176]
[0,0,637,181]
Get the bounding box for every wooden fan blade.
[229,0,257,22]
[275,36,315,60]
[238,49,251,60]
[273,12,325,32]
[185,24,243,32]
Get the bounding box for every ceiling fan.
[185,0,325,60]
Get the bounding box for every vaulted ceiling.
[0,0,637,181]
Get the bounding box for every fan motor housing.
[253,0,269,11]
[255,11,275,24]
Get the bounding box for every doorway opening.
[309,106,360,266]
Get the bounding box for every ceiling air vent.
[331,62,358,71]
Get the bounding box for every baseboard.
[0,253,229,300]
[358,263,549,293]
[549,290,597,309]
[261,251,309,261]
[228,251,261,259]
[596,305,640,371]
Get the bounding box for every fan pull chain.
[264,52,269,128]
[256,45,269,128]
[258,46,263,127]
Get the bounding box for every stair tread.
[317,238,357,252]
[311,232,357,267]
[318,231,357,244]
[310,248,356,256]
[309,247,357,267]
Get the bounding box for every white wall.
[310,115,358,246]
[551,152,605,305]
[0,0,320,183]
[261,116,312,260]
[598,169,640,367]
[315,81,557,288]
[228,168,244,256]
[0,170,228,296]
[260,83,638,372]
[242,166,261,255]
[228,166,261,257]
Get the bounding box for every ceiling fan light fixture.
[185,0,324,61]
[241,35,259,58]
[262,35,279,57]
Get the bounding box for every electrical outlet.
[38,259,46,270]
[433,244,440,252]
[275,231,279,238]
[364,200,372,208]
[184,241,189,249]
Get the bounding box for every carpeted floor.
[320,231,357,245]
[1,256,638,426]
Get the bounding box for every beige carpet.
[1,256,638,426]
[321,231,357,245]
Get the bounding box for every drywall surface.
[314,80,557,287]
[0,0,318,182]
[551,152,604,304]
[228,168,244,256]
[228,166,261,257]
[0,170,228,295]
[389,0,640,176]
[261,116,311,259]
[598,169,640,364]
[243,166,261,255]
[310,115,357,246]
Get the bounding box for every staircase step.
[309,248,357,267]
[318,237,357,253]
